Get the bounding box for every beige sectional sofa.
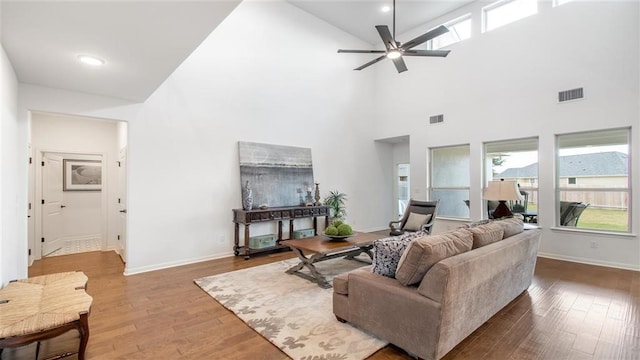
[333,218,541,360]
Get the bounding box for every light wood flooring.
[20,250,640,359]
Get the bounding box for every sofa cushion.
[462,219,492,228]
[395,229,473,286]
[371,231,427,278]
[404,213,432,231]
[496,217,524,238]
[468,222,504,249]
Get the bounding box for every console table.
[233,205,330,259]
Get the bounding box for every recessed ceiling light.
[381,5,392,12]
[77,55,105,66]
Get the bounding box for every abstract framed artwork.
[238,142,314,208]
[63,159,102,191]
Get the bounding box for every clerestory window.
[483,0,538,32]
[427,14,472,50]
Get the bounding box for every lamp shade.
[483,180,524,201]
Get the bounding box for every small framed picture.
[63,159,102,191]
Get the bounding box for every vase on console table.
[314,183,322,206]
[242,180,253,210]
[305,187,314,206]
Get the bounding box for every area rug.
[194,257,388,360]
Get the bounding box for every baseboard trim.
[123,252,234,276]
[537,252,640,272]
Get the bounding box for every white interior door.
[42,153,65,256]
[117,147,127,262]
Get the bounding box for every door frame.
[117,146,127,263]
[34,149,108,260]
[394,163,411,220]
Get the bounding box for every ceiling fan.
[337,0,451,73]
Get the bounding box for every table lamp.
[483,179,524,218]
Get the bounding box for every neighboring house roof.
[497,152,628,178]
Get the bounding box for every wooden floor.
[21,250,639,360]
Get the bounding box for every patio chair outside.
[560,201,589,227]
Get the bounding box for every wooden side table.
[280,232,386,288]
[0,271,93,360]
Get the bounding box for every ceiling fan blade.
[392,56,408,73]
[338,49,386,54]
[354,55,386,71]
[403,49,450,57]
[400,25,449,50]
[375,25,396,51]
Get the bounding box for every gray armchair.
[389,199,439,236]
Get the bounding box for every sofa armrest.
[343,270,442,360]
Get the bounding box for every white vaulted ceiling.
[1,0,472,102]
[288,0,473,45]
[1,1,241,102]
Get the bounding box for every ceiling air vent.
[558,87,584,103]
[429,114,444,124]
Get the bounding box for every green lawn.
[576,208,628,231]
[523,204,628,231]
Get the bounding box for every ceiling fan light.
[386,50,401,59]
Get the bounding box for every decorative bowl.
[324,234,351,241]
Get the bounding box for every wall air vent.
[429,114,444,124]
[558,87,584,103]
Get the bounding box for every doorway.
[28,111,128,262]
[396,164,410,219]
[39,152,104,257]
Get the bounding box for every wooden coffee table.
[280,232,386,288]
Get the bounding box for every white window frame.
[427,13,472,50]
[484,137,539,220]
[482,0,538,33]
[555,128,632,233]
[553,0,575,7]
[429,144,471,219]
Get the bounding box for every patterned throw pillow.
[371,231,427,278]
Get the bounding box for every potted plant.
[323,190,347,221]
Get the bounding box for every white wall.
[374,1,640,269]
[30,112,119,257]
[15,1,381,275]
[1,44,26,285]
[125,0,380,274]
[8,0,638,277]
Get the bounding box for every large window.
[556,128,631,232]
[483,0,537,32]
[485,138,539,221]
[429,145,470,218]
[427,14,472,50]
